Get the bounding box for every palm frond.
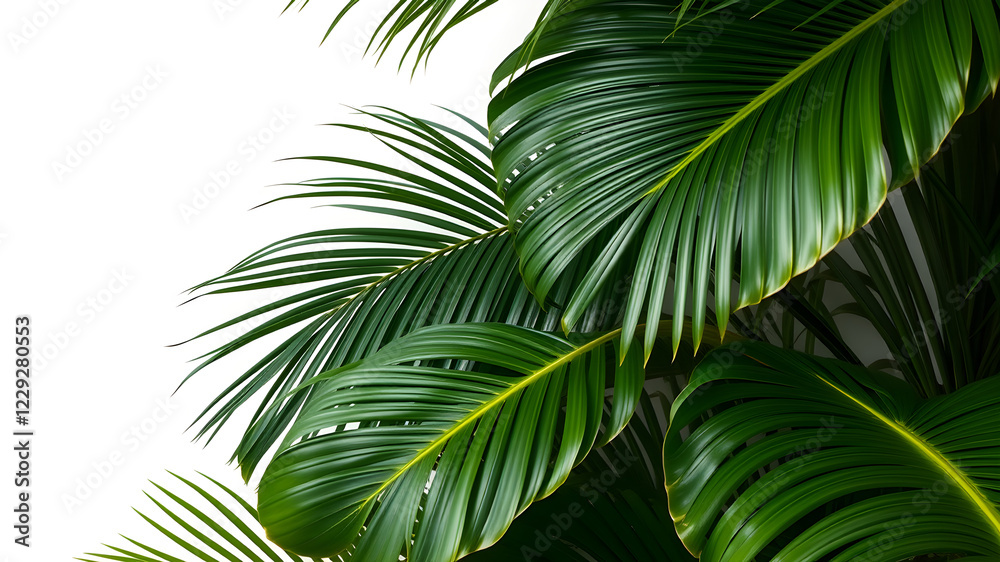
[256,322,655,559]
[79,473,313,562]
[815,96,1000,395]
[665,341,1000,560]
[465,390,696,561]
[487,0,1000,361]
[283,0,571,70]
[181,109,630,479]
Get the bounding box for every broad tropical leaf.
[257,322,652,559]
[723,97,1000,394]
[488,0,1000,359]
[81,394,686,562]
[79,473,315,562]
[180,109,629,478]
[665,341,1000,560]
[465,390,696,562]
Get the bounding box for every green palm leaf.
[82,393,687,562]
[256,322,654,559]
[664,341,1000,560]
[810,96,1000,395]
[282,0,571,69]
[181,109,630,478]
[488,0,1000,359]
[79,473,311,562]
[465,390,696,561]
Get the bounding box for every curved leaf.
[181,109,629,478]
[817,96,1000,396]
[80,473,309,562]
[664,341,1000,560]
[488,0,1000,358]
[283,0,570,70]
[465,390,696,561]
[257,322,651,559]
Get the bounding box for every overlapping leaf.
[181,110,628,479]
[817,96,1000,396]
[665,341,1000,560]
[81,394,686,562]
[86,2,1000,562]
[257,322,652,559]
[465,390,695,562]
[488,0,1000,360]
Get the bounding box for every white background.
[0,1,543,559]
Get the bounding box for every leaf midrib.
[334,327,625,524]
[642,0,912,197]
[816,375,1000,539]
[319,225,509,321]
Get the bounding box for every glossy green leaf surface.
[465,390,696,562]
[811,97,1000,396]
[181,110,627,478]
[665,341,1000,560]
[257,323,647,559]
[489,0,1000,358]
